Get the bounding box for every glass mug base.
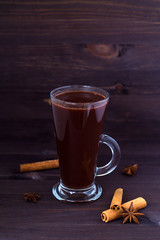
[52,181,102,202]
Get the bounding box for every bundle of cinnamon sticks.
[101,188,147,223]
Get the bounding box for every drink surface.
[52,90,107,189]
[55,90,105,103]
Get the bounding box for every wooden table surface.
[0,1,160,239]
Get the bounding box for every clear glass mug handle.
[96,134,121,176]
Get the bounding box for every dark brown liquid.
[52,91,107,189]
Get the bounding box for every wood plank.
[1,1,160,44]
[0,91,159,125]
[1,117,160,142]
[0,154,160,239]
[1,70,160,92]
[0,119,160,155]
[1,137,160,157]
[0,90,160,154]
[1,44,160,72]
[1,43,160,91]
[0,153,160,179]
[1,91,160,119]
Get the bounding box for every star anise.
[24,192,40,203]
[120,202,144,224]
[122,164,138,176]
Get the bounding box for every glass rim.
[50,85,109,107]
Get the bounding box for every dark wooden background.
[0,1,160,239]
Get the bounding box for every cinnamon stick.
[20,159,59,173]
[101,197,147,223]
[110,188,123,210]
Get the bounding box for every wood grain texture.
[1,0,160,44]
[0,0,160,239]
[1,43,160,92]
[0,155,160,240]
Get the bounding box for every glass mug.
[50,85,121,202]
